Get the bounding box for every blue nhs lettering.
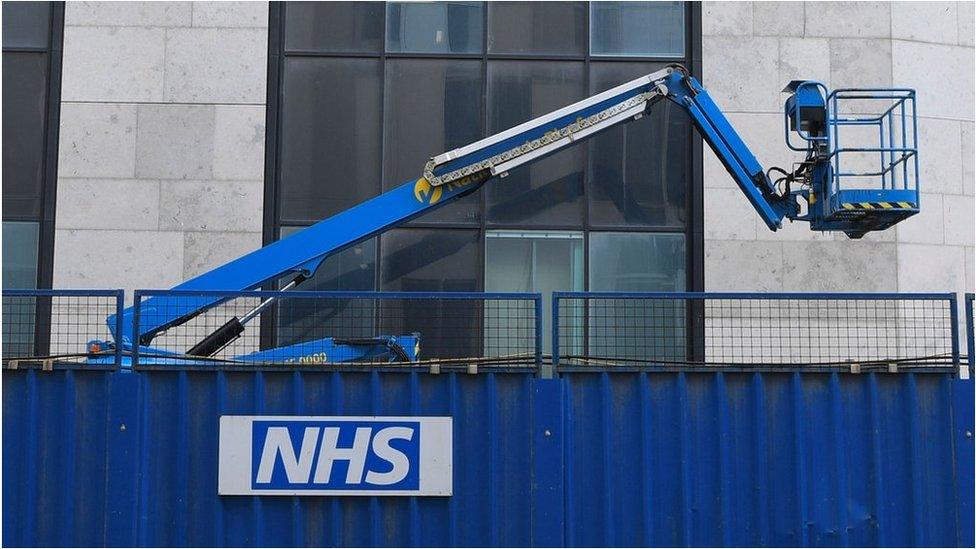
[251,421,420,490]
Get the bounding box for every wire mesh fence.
[966,293,974,374]
[554,292,959,372]
[132,290,542,369]
[1,289,124,368]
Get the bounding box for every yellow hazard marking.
[414,177,442,205]
[859,202,874,209]
[880,202,894,209]
[898,202,913,208]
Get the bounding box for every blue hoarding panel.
[2,368,973,547]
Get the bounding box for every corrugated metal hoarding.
[3,368,973,547]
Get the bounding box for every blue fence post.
[950,294,961,372]
[551,294,561,371]
[115,290,125,368]
[131,291,141,368]
[534,295,546,377]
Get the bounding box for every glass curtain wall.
[267,1,699,358]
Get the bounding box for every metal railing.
[967,293,974,375]
[1,289,124,368]
[131,290,543,370]
[2,289,965,375]
[553,292,959,372]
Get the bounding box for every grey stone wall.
[53,1,267,299]
[702,1,975,294]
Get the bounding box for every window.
[486,61,585,226]
[275,228,376,347]
[386,1,483,54]
[279,57,382,223]
[284,2,384,53]
[590,1,685,57]
[485,231,583,352]
[487,2,586,56]
[384,59,483,224]
[589,232,685,291]
[588,62,690,228]
[267,2,702,353]
[2,0,62,291]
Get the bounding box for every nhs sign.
[218,416,452,496]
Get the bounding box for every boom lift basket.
[786,83,919,235]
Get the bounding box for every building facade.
[2,1,974,303]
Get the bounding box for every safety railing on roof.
[1,289,125,369]
[2,289,966,374]
[552,292,960,373]
[129,290,543,371]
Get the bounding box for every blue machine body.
[101,66,920,366]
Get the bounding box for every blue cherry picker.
[89,65,920,366]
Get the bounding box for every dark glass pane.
[486,61,584,226]
[2,52,47,219]
[588,62,689,227]
[2,221,39,289]
[487,2,585,55]
[2,1,50,49]
[589,232,685,291]
[380,228,480,359]
[284,2,383,53]
[485,231,583,352]
[386,1,483,54]
[384,59,482,224]
[276,227,377,347]
[586,232,687,362]
[279,57,381,223]
[2,222,39,358]
[590,1,684,57]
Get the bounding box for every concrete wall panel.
[61,26,166,103]
[54,2,268,294]
[58,103,137,178]
[163,28,267,103]
[804,2,891,38]
[65,1,191,27]
[191,2,268,28]
[891,2,959,44]
[135,105,215,180]
[55,179,160,231]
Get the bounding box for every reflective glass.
[588,62,689,227]
[284,2,383,53]
[3,52,48,219]
[279,57,382,223]
[384,59,482,224]
[590,1,684,57]
[386,1,483,54]
[487,2,585,55]
[2,1,50,49]
[2,221,39,289]
[380,228,480,358]
[487,61,585,226]
[586,231,686,362]
[485,231,583,352]
[2,222,39,358]
[276,227,376,346]
[589,232,685,291]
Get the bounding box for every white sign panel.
[219,416,452,496]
